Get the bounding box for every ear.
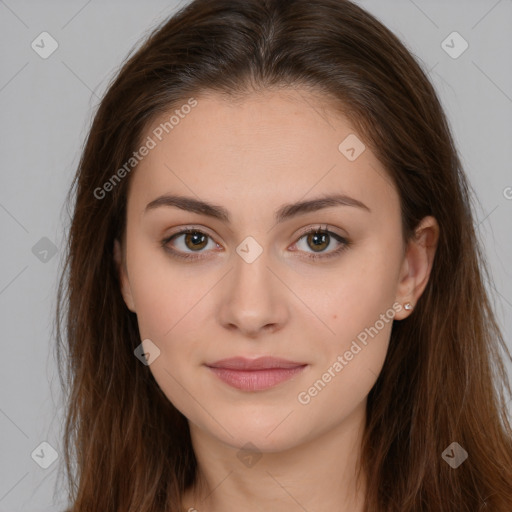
[394,216,439,320]
[113,238,136,313]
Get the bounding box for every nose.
[217,246,289,338]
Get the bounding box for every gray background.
[0,0,511,510]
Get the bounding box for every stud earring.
[404,302,413,311]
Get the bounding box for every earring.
[404,302,413,311]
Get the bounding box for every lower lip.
[207,366,307,391]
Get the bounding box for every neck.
[181,400,368,512]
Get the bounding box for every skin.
[114,87,439,512]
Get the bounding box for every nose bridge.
[218,238,288,334]
[234,242,272,296]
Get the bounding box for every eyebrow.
[144,192,371,223]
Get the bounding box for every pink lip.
[208,356,306,370]
[206,357,307,391]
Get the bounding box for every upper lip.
[206,357,307,370]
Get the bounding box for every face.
[114,88,421,452]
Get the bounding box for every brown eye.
[162,228,219,261]
[293,227,351,261]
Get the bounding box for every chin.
[212,419,310,453]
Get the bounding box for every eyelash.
[160,225,351,262]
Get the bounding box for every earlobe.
[394,216,439,320]
[113,238,136,313]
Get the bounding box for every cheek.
[314,247,401,337]
[298,301,394,418]
[126,241,208,338]
[129,261,207,413]
[303,239,400,390]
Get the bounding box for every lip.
[206,357,307,391]
[207,356,306,370]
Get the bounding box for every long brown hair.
[55,0,512,510]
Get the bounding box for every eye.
[161,224,351,262]
[161,227,220,261]
[291,225,351,261]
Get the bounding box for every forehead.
[126,88,398,221]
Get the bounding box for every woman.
[55,0,512,510]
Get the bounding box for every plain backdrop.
[0,0,511,510]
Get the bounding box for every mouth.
[205,357,308,391]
